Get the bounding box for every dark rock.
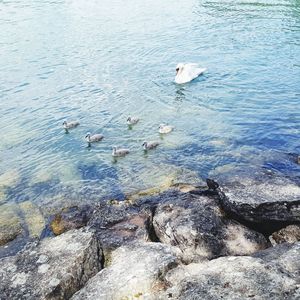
[72,242,179,300]
[161,242,300,300]
[270,225,300,245]
[153,191,268,263]
[87,201,152,260]
[50,206,92,236]
[0,228,102,300]
[218,175,300,226]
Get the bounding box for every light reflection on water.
[0,0,300,210]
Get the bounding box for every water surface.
[1,0,300,208]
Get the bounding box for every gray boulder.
[0,228,102,300]
[153,191,268,263]
[72,241,179,300]
[218,175,300,224]
[162,242,300,300]
[270,225,300,245]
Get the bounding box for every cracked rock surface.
[0,228,102,300]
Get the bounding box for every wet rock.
[153,191,268,263]
[0,204,23,246]
[162,242,300,299]
[88,202,152,260]
[50,206,91,236]
[219,175,300,224]
[270,225,300,245]
[0,228,102,300]
[72,242,179,300]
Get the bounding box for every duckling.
[158,124,174,134]
[127,116,139,126]
[85,132,104,146]
[112,146,130,157]
[62,120,80,133]
[142,141,160,151]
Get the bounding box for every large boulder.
[162,242,300,299]
[72,242,179,300]
[219,175,300,224]
[153,191,268,263]
[0,228,102,300]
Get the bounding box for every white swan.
[85,132,104,146]
[175,63,206,84]
[142,141,160,151]
[159,124,174,134]
[112,146,130,157]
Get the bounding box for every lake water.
[1,0,300,210]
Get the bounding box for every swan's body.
[142,141,159,150]
[159,124,174,134]
[127,117,139,125]
[62,120,80,132]
[175,63,206,84]
[85,133,104,145]
[112,146,130,157]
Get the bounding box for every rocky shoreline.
[1,174,300,299]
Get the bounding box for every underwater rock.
[269,224,300,245]
[19,201,45,239]
[218,175,300,225]
[88,201,152,260]
[0,169,20,188]
[71,241,179,300]
[161,242,300,300]
[153,190,268,263]
[50,206,92,236]
[0,228,102,300]
[0,204,23,246]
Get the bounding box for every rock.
[50,206,91,236]
[297,155,300,165]
[162,242,300,299]
[72,242,179,300]
[219,175,300,224]
[88,202,152,261]
[0,228,102,300]
[270,225,300,245]
[19,201,45,239]
[0,203,23,246]
[153,191,268,263]
[0,169,20,188]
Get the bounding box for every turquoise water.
[1,0,300,207]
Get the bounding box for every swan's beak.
[176,68,179,74]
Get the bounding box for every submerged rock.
[72,242,179,300]
[153,191,268,263]
[19,201,45,239]
[0,228,102,300]
[219,175,300,224]
[270,224,300,245]
[0,204,23,246]
[161,242,300,299]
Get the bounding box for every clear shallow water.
[1,0,300,208]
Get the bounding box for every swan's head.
[85,132,91,141]
[159,124,166,129]
[112,146,117,152]
[127,117,131,122]
[62,121,67,127]
[176,63,184,74]
[142,141,147,150]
